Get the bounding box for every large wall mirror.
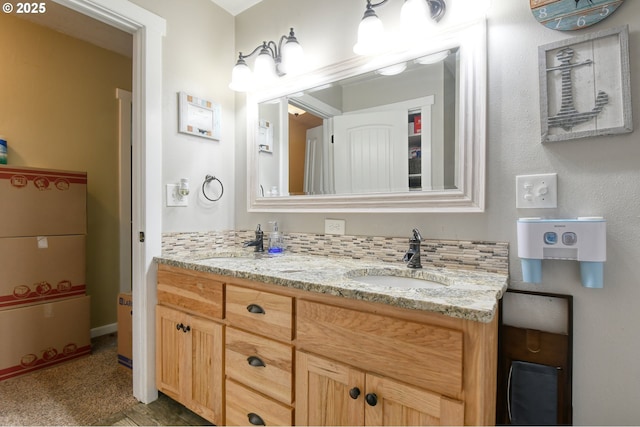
[247,19,486,212]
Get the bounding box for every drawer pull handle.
[349,387,361,399]
[247,356,266,367]
[248,412,265,426]
[365,393,378,406]
[247,304,265,314]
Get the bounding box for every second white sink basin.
[353,274,445,289]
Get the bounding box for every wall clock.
[530,0,625,31]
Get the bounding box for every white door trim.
[52,0,166,404]
[116,88,132,295]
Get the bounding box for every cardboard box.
[117,293,132,369]
[0,235,86,310]
[0,296,91,382]
[0,165,87,237]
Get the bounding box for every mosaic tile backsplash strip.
[162,230,509,276]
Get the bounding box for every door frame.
[53,0,166,404]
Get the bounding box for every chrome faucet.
[403,228,423,269]
[243,224,264,252]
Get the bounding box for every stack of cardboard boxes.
[0,165,91,382]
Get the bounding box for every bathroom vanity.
[154,251,507,426]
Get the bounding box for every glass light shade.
[253,49,277,84]
[377,62,407,76]
[400,0,430,38]
[415,49,450,64]
[280,40,304,75]
[229,60,252,92]
[353,14,385,56]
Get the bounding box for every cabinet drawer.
[225,379,293,426]
[226,285,293,342]
[297,300,464,397]
[226,327,294,405]
[157,265,224,320]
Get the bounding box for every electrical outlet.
[325,219,346,235]
[516,173,557,209]
[166,184,188,207]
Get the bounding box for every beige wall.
[0,14,132,329]
[233,0,640,424]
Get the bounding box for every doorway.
[52,0,165,404]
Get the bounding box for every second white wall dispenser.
[517,217,606,288]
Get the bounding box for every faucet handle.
[412,228,423,242]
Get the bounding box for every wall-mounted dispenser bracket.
[517,217,606,288]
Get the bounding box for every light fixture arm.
[367,0,390,10]
[236,42,269,63]
[359,0,446,22]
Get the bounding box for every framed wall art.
[178,91,221,140]
[538,25,632,143]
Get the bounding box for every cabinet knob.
[176,323,191,333]
[365,393,378,406]
[247,356,266,367]
[247,304,265,314]
[247,412,265,426]
[349,387,361,399]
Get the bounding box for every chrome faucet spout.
[244,224,264,252]
[405,228,423,269]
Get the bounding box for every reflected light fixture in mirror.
[230,28,304,92]
[354,0,447,56]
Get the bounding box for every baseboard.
[91,322,118,338]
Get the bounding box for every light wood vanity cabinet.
[155,265,224,423]
[155,265,498,426]
[225,284,295,426]
[295,300,466,425]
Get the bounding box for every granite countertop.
[154,250,509,323]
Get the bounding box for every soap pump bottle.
[268,221,284,254]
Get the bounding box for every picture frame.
[178,91,221,140]
[538,25,632,143]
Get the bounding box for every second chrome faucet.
[403,228,423,269]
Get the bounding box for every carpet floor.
[0,333,139,426]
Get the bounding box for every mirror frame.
[247,19,486,213]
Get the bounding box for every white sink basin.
[353,275,445,289]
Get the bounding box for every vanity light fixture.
[376,62,407,76]
[229,27,304,92]
[415,49,451,65]
[354,0,447,56]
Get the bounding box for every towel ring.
[202,175,224,202]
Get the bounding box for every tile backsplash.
[162,230,509,275]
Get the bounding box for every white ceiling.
[17,1,262,59]
[16,1,132,58]
[210,0,263,16]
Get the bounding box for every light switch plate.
[166,184,188,207]
[516,173,557,209]
[325,219,346,235]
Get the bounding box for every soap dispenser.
[268,221,284,254]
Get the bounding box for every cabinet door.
[364,373,464,426]
[187,315,224,423]
[156,305,188,400]
[156,305,224,424]
[296,351,365,426]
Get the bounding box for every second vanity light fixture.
[229,28,304,92]
[354,0,447,56]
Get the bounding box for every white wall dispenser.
[517,217,606,288]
